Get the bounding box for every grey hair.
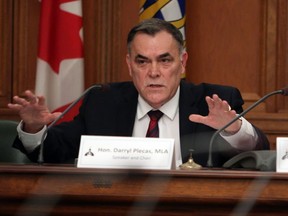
[127,18,184,54]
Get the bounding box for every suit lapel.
[179,81,206,161]
[179,81,202,136]
[115,83,138,136]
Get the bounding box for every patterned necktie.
[146,110,163,137]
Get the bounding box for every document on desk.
[77,135,174,169]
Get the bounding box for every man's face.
[126,31,188,109]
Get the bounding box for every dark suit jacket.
[13,80,270,167]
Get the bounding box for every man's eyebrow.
[135,54,148,59]
[134,53,172,60]
[158,53,171,58]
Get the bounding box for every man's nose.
[149,63,160,77]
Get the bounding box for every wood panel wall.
[0,0,287,148]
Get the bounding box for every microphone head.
[281,87,288,96]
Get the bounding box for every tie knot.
[147,110,163,121]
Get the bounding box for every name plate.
[277,137,288,172]
[77,135,174,169]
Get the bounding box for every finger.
[7,103,23,111]
[52,112,62,119]
[30,96,39,104]
[13,96,29,106]
[212,95,232,112]
[229,109,237,116]
[205,96,215,110]
[222,100,231,111]
[25,90,45,106]
[212,94,223,110]
[212,94,221,101]
[47,112,62,123]
[189,114,206,124]
[24,90,38,104]
[24,90,35,97]
[37,96,46,106]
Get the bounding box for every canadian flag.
[35,0,84,123]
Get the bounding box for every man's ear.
[181,51,188,74]
[181,51,188,63]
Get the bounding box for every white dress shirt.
[132,87,182,167]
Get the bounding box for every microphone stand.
[38,84,104,164]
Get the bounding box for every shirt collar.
[137,87,180,120]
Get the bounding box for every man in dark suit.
[8,18,269,167]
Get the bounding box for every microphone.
[37,84,109,164]
[206,87,288,168]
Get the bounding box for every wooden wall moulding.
[0,0,13,108]
[275,0,288,112]
[13,0,39,96]
[83,0,137,87]
[262,0,288,113]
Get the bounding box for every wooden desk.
[0,164,288,215]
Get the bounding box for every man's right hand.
[7,90,61,133]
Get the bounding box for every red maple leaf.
[38,0,83,74]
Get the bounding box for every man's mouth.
[148,84,163,88]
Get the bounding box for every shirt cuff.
[17,121,47,153]
[220,117,258,151]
